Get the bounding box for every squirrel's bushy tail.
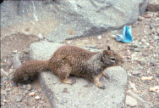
[12,60,49,83]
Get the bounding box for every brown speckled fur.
[13,45,123,89]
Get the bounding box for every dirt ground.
[1,11,159,108]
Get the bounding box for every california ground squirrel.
[13,45,123,89]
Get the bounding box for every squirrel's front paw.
[95,82,105,89]
[103,72,110,79]
[98,85,105,89]
[62,78,76,85]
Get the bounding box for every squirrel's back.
[49,45,96,75]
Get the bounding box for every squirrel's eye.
[110,57,115,60]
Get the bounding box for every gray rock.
[1,1,20,27]
[39,66,127,108]
[127,90,145,103]
[16,95,23,102]
[130,47,141,52]
[156,74,159,78]
[85,44,98,49]
[150,23,155,29]
[138,16,144,21]
[150,58,157,66]
[1,1,56,27]
[1,0,148,40]
[26,84,32,91]
[6,88,12,92]
[30,41,127,108]
[16,104,22,108]
[22,85,26,89]
[132,70,141,76]
[30,40,63,60]
[147,0,159,12]
[7,105,14,108]
[151,104,159,108]
[47,0,148,42]
[126,95,138,107]
[1,69,9,77]
[129,82,137,92]
[154,36,159,40]
[157,96,159,101]
[12,53,21,69]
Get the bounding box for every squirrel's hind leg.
[57,64,75,85]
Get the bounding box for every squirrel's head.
[101,46,123,66]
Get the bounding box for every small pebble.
[127,90,145,102]
[154,36,159,40]
[129,82,137,91]
[6,88,12,92]
[3,99,7,103]
[37,33,43,40]
[16,95,23,102]
[150,23,154,29]
[7,105,13,108]
[35,96,40,100]
[12,50,18,53]
[12,82,17,87]
[143,14,151,18]
[126,95,138,107]
[66,41,72,44]
[27,84,32,91]
[156,74,159,78]
[23,48,29,54]
[29,92,35,97]
[63,88,68,93]
[132,70,141,76]
[151,104,159,108]
[9,68,14,73]
[141,76,153,81]
[17,104,22,108]
[97,35,102,40]
[22,85,26,89]
[138,16,144,21]
[157,96,159,101]
[1,69,9,76]
[149,86,159,92]
[150,58,156,66]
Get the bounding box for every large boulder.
[47,0,149,42]
[1,0,148,41]
[30,41,128,108]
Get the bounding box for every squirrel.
[13,45,123,89]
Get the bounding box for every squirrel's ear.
[103,49,112,55]
[103,50,107,54]
[107,46,111,50]
[103,50,109,55]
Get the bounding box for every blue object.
[116,26,133,43]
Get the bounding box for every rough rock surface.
[0,0,55,27]
[47,0,148,42]
[1,0,148,41]
[30,40,63,60]
[147,0,159,12]
[30,40,127,108]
